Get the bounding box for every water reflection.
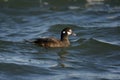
[4,0,8,2]
[39,0,49,7]
[86,0,104,7]
[0,0,120,9]
[87,0,104,4]
[57,49,68,68]
[85,0,110,12]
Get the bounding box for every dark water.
[0,0,120,80]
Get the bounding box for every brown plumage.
[33,27,76,48]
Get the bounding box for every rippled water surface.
[0,0,120,80]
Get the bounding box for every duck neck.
[61,34,69,42]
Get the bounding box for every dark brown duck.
[33,27,76,48]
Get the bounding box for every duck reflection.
[57,49,68,68]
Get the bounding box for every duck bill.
[72,32,76,36]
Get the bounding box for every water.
[0,0,120,80]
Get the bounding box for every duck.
[33,27,76,48]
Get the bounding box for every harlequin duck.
[33,27,76,48]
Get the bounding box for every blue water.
[0,0,120,80]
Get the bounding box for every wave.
[76,38,120,50]
[92,38,120,46]
[0,40,14,45]
[48,24,80,32]
[0,62,53,75]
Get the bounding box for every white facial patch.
[67,30,72,35]
[67,31,71,35]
